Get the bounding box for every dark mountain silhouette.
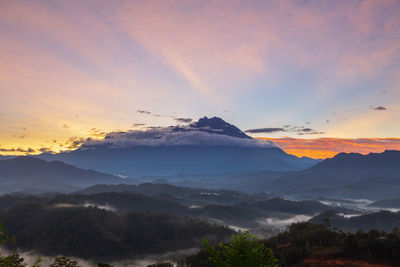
[78,183,196,195]
[189,116,252,139]
[0,155,14,160]
[310,149,400,176]
[0,157,128,194]
[296,150,400,189]
[230,150,400,199]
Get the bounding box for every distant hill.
[310,150,400,179]
[77,183,359,212]
[78,182,216,195]
[238,198,355,216]
[77,183,272,206]
[0,155,14,160]
[296,150,400,193]
[369,198,400,209]
[36,117,317,176]
[0,157,128,194]
[229,150,400,199]
[309,210,400,232]
[49,191,189,215]
[297,150,400,187]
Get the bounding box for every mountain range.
[0,157,127,194]
[1,148,399,199]
[0,117,399,199]
[218,149,400,199]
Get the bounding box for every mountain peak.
[190,116,251,139]
[193,116,229,128]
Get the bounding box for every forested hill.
[0,203,232,261]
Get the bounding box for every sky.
[0,0,399,158]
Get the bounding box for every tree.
[202,231,278,267]
[0,222,42,267]
[0,254,27,267]
[0,221,15,247]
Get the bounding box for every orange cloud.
[259,137,400,159]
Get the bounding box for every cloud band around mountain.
[81,124,274,148]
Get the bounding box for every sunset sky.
[1,0,400,158]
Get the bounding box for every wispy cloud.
[132,123,146,127]
[175,118,193,124]
[11,134,25,139]
[245,128,285,134]
[136,110,175,118]
[137,110,152,115]
[246,125,324,135]
[0,147,35,153]
[63,136,88,150]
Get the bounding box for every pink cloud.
[0,0,399,148]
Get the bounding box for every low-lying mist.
[257,215,313,229]
[0,247,200,267]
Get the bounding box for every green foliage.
[0,221,24,267]
[267,222,343,248]
[0,254,27,267]
[50,256,79,267]
[265,222,343,266]
[342,228,400,260]
[0,222,41,267]
[0,221,16,247]
[202,231,278,267]
[98,263,113,267]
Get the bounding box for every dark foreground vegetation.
[2,220,400,266]
[0,204,232,261]
[176,222,400,267]
[1,189,400,266]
